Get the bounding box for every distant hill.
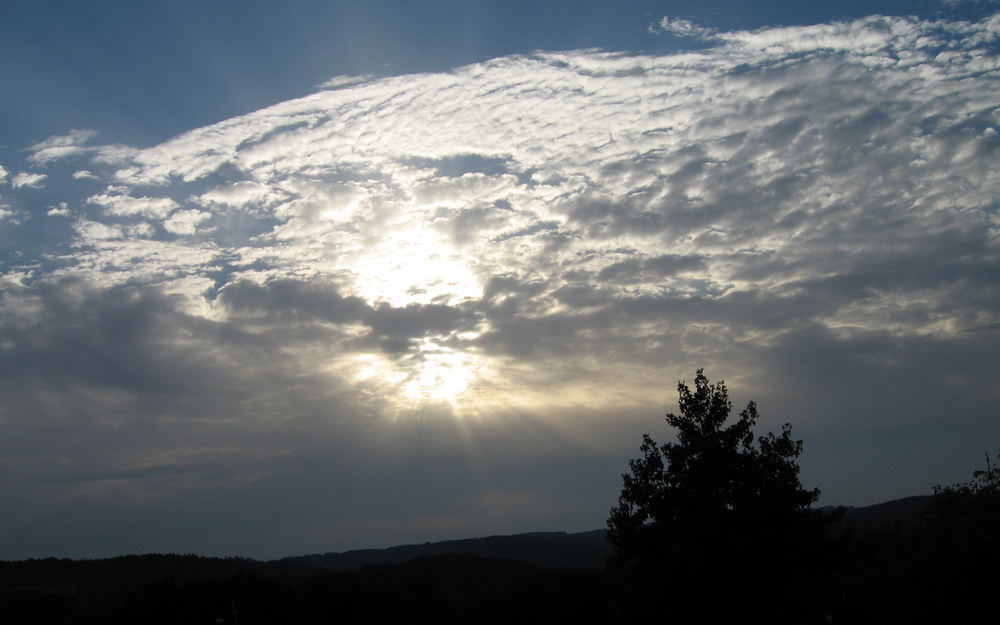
[283,496,936,572]
[828,495,932,535]
[281,529,614,571]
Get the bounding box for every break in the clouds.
[1,12,999,559]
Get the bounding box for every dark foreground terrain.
[0,551,608,625]
[0,495,995,624]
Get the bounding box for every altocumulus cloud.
[1,13,999,559]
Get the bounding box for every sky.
[1,0,998,560]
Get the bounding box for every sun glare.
[323,201,492,412]
[350,226,481,307]
[342,338,489,412]
[399,339,483,405]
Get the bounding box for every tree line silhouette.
[1,370,996,624]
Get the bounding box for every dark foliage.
[894,452,999,623]
[924,451,1000,539]
[814,452,1000,624]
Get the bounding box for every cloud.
[320,74,377,90]
[45,12,991,407]
[1,12,999,558]
[196,180,276,209]
[73,218,125,241]
[11,172,47,189]
[47,202,71,217]
[163,209,212,235]
[650,16,716,40]
[87,189,179,218]
[28,129,98,165]
[218,278,480,356]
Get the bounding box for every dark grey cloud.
[597,254,707,282]
[219,278,480,354]
[436,204,511,246]
[403,153,515,178]
[220,278,370,323]
[0,279,241,398]
[491,220,561,243]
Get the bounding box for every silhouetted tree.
[607,369,830,623]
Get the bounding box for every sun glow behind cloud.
[341,338,490,413]
[349,223,482,308]
[400,340,483,404]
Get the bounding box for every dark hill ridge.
[281,529,613,571]
[833,494,932,534]
[282,496,934,572]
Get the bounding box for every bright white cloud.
[197,181,276,208]
[87,189,179,218]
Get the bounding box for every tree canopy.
[607,369,829,623]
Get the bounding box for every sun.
[399,339,483,405]
[328,203,488,409]
[349,222,481,307]
[341,337,489,412]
